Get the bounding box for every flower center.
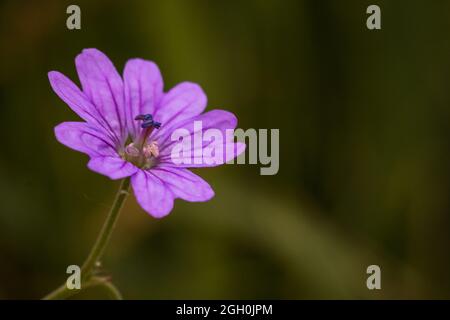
[122,114,161,169]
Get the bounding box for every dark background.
[1,0,450,299]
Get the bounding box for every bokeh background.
[1,0,450,299]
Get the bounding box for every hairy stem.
[80,178,130,280]
[42,178,130,300]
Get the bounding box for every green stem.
[99,281,123,300]
[42,178,130,300]
[43,277,109,300]
[80,178,130,280]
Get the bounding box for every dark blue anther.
[141,120,153,128]
[152,121,161,129]
[135,114,161,129]
[135,114,153,121]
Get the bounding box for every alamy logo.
[170,121,279,175]
[366,265,381,290]
[66,5,81,30]
[366,5,381,30]
[66,265,81,290]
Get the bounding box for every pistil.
[122,114,162,169]
[134,114,161,149]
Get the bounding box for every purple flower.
[49,48,245,218]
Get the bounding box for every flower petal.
[131,170,174,218]
[54,122,117,157]
[48,71,100,124]
[153,82,207,130]
[123,58,164,139]
[87,156,138,180]
[151,167,214,202]
[157,110,246,167]
[75,48,126,142]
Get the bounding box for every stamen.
[143,141,159,158]
[135,114,153,121]
[135,114,161,129]
[142,120,161,129]
[125,143,140,157]
[134,114,162,148]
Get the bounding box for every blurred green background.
[1,0,450,299]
